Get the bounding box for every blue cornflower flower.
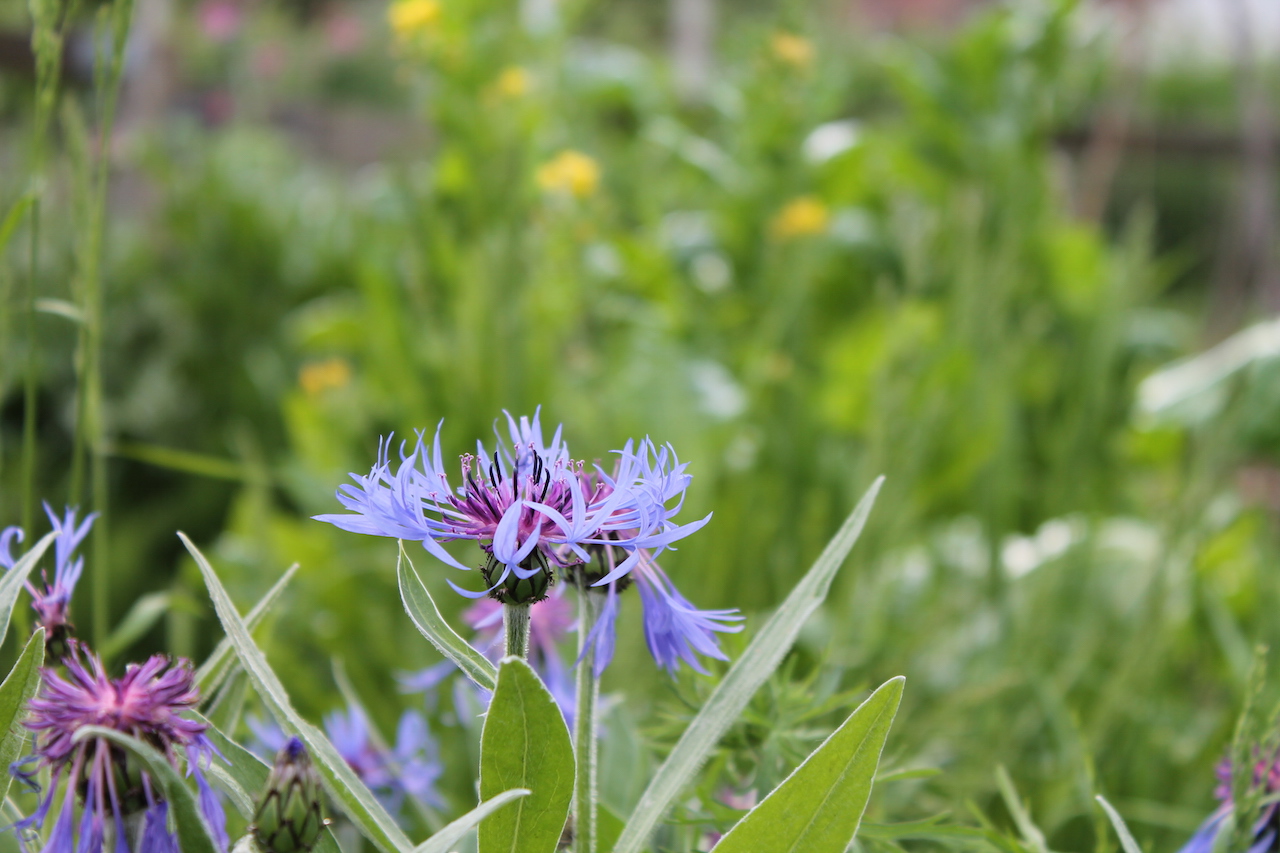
[1,505,98,657]
[9,641,227,853]
[1178,754,1280,853]
[251,706,444,816]
[314,410,709,603]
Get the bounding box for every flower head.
[315,409,708,604]
[1178,752,1280,853]
[536,151,601,199]
[252,738,328,853]
[11,642,226,853]
[770,32,814,69]
[770,196,829,241]
[388,0,440,40]
[3,505,98,659]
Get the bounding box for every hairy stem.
[573,577,603,853]
[503,602,531,659]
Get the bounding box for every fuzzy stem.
[573,577,603,853]
[503,602,531,659]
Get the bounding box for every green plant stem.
[572,577,603,853]
[503,602,531,659]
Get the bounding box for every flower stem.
[503,602,531,658]
[573,577,603,853]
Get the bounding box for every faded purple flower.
[314,410,709,603]
[2,505,98,657]
[10,642,226,853]
[1179,753,1280,853]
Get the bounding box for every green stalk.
[572,576,603,853]
[503,602,531,659]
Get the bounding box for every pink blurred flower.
[324,9,365,55]
[251,41,288,79]
[198,0,243,41]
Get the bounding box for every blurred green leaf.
[196,563,299,694]
[478,657,574,853]
[99,592,170,661]
[1096,795,1144,853]
[414,789,532,853]
[614,477,883,853]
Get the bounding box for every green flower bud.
[251,737,327,853]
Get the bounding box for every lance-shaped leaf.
[414,789,532,853]
[479,657,574,853]
[712,676,903,853]
[614,477,884,853]
[1096,795,1143,853]
[399,542,498,692]
[182,532,414,853]
[0,628,45,803]
[196,563,300,694]
[73,725,222,853]
[0,531,56,649]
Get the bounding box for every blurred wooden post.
[670,0,715,102]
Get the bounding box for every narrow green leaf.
[996,767,1048,853]
[1096,795,1144,853]
[712,676,903,853]
[0,629,45,803]
[182,532,414,853]
[614,477,884,853]
[398,542,498,692]
[414,789,531,853]
[196,563,299,694]
[0,194,33,256]
[0,532,56,651]
[197,714,343,853]
[479,657,574,853]
[99,592,170,660]
[72,726,220,853]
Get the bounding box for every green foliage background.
[3,0,1279,849]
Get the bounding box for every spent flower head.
[10,641,227,853]
[2,505,98,660]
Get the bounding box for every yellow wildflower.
[771,32,814,69]
[770,196,829,240]
[536,150,600,199]
[492,66,530,99]
[299,358,353,397]
[389,0,440,40]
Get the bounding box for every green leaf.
[614,476,884,853]
[99,592,170,660]
[398,542,498,692]
[598,804,625,852]
[197,714,343,853]
[73,725,221,853]
[0,194,33,256]
[712,676,904,853]
[0,531,56,650]
[196,563,299,695]
[414,789,532,853]
[996,766,1048,853]
[1096,795,1143,853]
[182,532,414,853]
[0,628,45,803]
[478,657,574,853]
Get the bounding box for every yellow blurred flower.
[492,66,530,99]
[771,32,814,69]
[770,196,829,240]
[388,0,440,40]
[299,358,353,397]
[536,150,600,199]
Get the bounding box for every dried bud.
[251,737,327,853]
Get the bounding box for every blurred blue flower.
[251,705,444,816]
[1178,755,1280,853]
[1,505,98,652]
